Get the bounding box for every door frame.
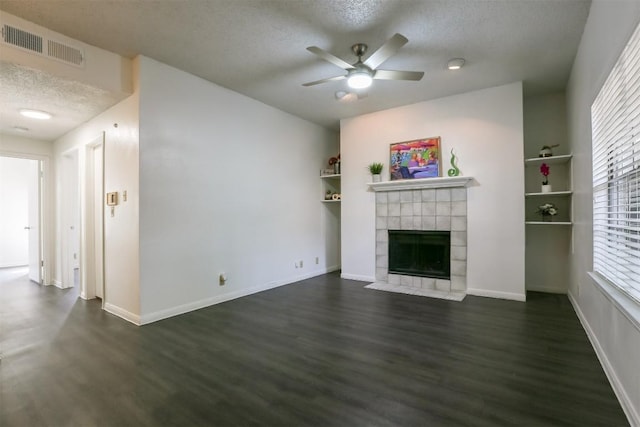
[83,138,105,302]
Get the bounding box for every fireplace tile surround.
[367,177,472,301]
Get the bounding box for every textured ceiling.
[0,61,121,141]
[0,0,591,140]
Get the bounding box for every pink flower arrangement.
[540,163,550,185]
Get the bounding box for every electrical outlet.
[315,257,319,264]
[300,260,303,268]
[219,273,227,286]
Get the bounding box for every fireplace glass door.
[388,230,450,279]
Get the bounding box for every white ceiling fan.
[303,33,424,89]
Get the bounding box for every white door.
[0,156,34,271]
[27,160,41,283]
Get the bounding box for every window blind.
[592,20,640,303]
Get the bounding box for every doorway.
[62,149,80,290]
[61,135,105,301]
[0,156,42,283]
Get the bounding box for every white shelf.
[524,154,572,165]
[524,154,573,226]
[321,173,341,203]
[525,221,572,225]
[525,190,572,197]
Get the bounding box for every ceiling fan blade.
[363,33,408,69]
[302,75,346,87]
[307,46,354,70]
[374,69,424,81]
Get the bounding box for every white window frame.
[591,20,640,307]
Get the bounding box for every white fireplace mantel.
[368,176,473,192]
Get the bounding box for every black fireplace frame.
[388,230,451,280]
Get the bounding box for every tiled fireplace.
[367,176,471,301]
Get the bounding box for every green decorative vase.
[447,149,460,177]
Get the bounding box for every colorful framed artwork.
[389,137,441,180]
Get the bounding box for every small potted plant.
[368,162,384,182]
[536,203,558,222]
[540,163,552,193]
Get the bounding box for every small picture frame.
[389,137,441,180]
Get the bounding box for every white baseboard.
[53,279,73,289]
[340,273,375,282]
[326,264,341,273]
[568,291,639,427]
[525,285,567,294]
[466,287,526,302]
[0,263,27,269]
[139,268,334,325]
[104,302,141,326]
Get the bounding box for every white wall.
[0,134,54,284]
[137,56,338,323]
[523,93,571,294]
[54,63,140,322]
[341,82,526,301]
[523,93,568,159]
[0,157,31,267]
[0,134,53,157]
[566,1,640,425]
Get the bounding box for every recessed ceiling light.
[13,126,30,132]
[19,109,52,120]
[447,58,466,70]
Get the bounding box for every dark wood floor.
[0,267,628,426]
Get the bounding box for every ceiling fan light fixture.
[19,109,52,120]
[347,71,373,89]
[303,34,420,89]
[447,58,465,70]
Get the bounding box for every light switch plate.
[106,192,118,206]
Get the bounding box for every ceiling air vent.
[48,39,84,66]
[1,23,85,68]
[2,24,43,53]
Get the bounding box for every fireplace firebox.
[388,230,451,279]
